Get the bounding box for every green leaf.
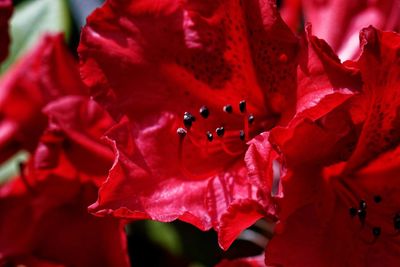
[1,0,71,73]
[0,151,29,185]
[145,221,183,255]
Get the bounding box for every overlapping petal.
[0,171,129,267]
[0,33,86,164]
[80,0,299,122]
[344,27,400,173]
[266,147,400,267]
[0,95,128,267]
[35,96,115,185]
[280,0,400,60]
[265,28,400,266]
[306,0,400,60]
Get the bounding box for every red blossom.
[79,0,301,244]
[265,27,400,266]
[0,170,129,267]
[0,96,129,267]
[0,33,87,164]
[0,0,12,63]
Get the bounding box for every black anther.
[223,105,233,113]
[183,112,195,128]
[239,100,246,113]
[206,131,213,142]
[199,106,209,118]
[239,130,245,141]
[359,200,367,210]
[248,114,254,124]
[216,127,225,137]
[372,227,381,237]
[349,207,357,217]
[373,195,382,203]
[358,209,367,222]
[177,127,187,137]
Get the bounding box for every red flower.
[0,0,12,63]
[0,169,129,267]
[280,0,400,60]
[0,97,129,267]
[265,27,400,266]
[79,0,302,246]
[0,33,86,164]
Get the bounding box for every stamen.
[223,105,233,113]
[199,106,209,118]
[372,227,381,237]
[359,200,367,210]
[358,209,367,223]
[206,131,213,142]
[373,195,382,203]
[239,100,246,113]
[349,207,357,217]
[216,127,225,137]
[248,114,254,124]
[183,112,195,128]
[239,130,245,141]
[177,127,187,138]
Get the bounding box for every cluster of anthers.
[348,196,400,239]
[176,99,256,149]
[175,99,259,178]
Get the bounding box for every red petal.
[218,199,265,250]
[279,0,302,32]
[0,34,86,163]
[0,0,12,63]
[79,0,299,122]
[302,0,400,60]
[265,146,400,266]
[344,27,400,172]
[35,96,115,185]
[89,118,258,232]
[270,27,361,168]
[0,173,130,267]
[296,25,361,120]
[244,132,281,209]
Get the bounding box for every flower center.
[175,99,278,179]
[335,178,400,241]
